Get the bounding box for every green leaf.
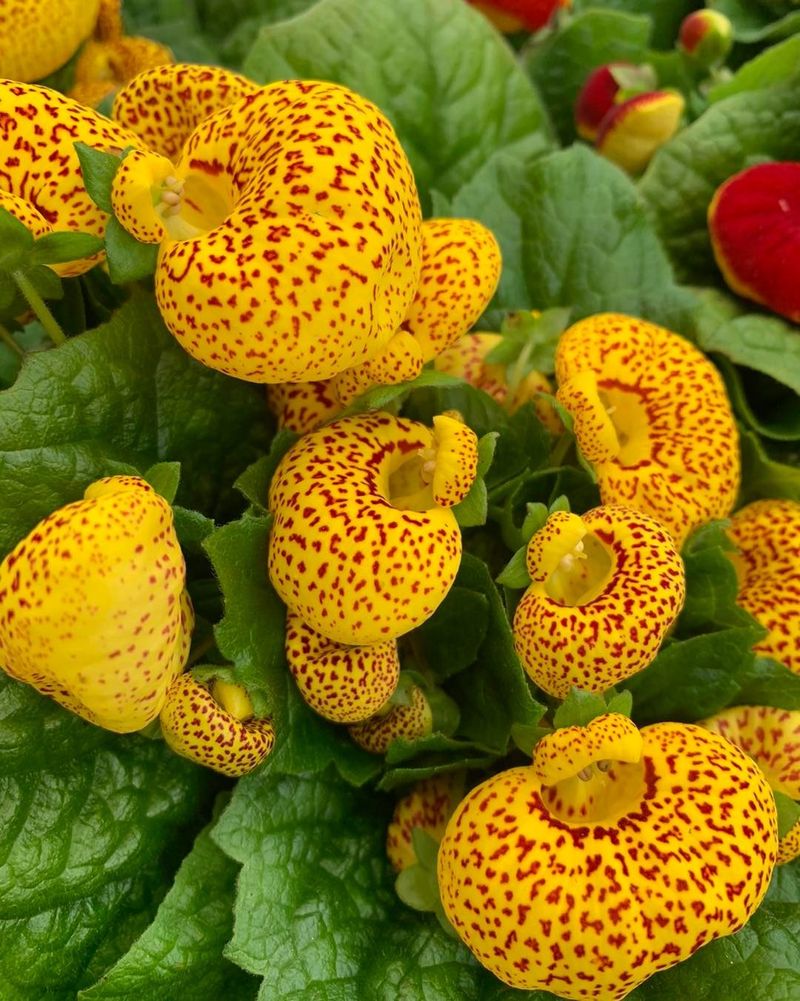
[0,673,212,1001]
[552,688,609,729]
[486,307,571,375]
[709,0,800,42]
[640,82,800,282]
[606,689,634,718]
[339,369,462,418]
[396,865,439,913]
[30,231,105,266]
[677,519,756,634]
[234,430,297,512]
[414,586,490,681]
[144,461,181,504]
[732,656,800,710]
[775,790,800,840]
[74,143,123,215]
[203,514,380,786]
[242,0,553,209]
[571,0,696,49]
[172,506,215,551]
[0,294,271,557]
[525,9,652,142]
[80,814,257,1001]
[105,218,159,285]
[710,35,800,102]
[453,478,487,529]
[451,146,691,330]
[738,428,800,503]
[0,207,35,271]
[495,546,530,589]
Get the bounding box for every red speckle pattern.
[151,79,422,383]
[348,685,432,755]
[0,475,192,733]
[113,63,259,159]
[438,722,777,999]
[431,414,479,508]
[532,714,642,786]
[0,80,140,276]
[555,314,740,546]
[0,0,100,82]
[514,506,685,698]
[728,499,800,672]
[160,673,275,777]
[285,610,399,723]
[268,413,462,646]
[267,379,340,435]
[387,773,462,872]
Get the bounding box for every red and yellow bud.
[574,63,629,143]
[596,90,684,175]
[470,0,569,34]
[0,476,192,733]
[348,685,433,754]
[679,9,733,68]
[386,774,462,872]
[708,162,800,323]
[160,675,275,777]
[438,715,777,998]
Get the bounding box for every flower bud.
[596,90,684,175]
[679,9,733,68]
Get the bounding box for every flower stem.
[0,323,23,357]
[12,270,66,346]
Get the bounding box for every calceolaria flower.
[160,675,275,777]
[701,705,800,864]
[267,380,341,436]
[269,413,476,646]
[111,78,423,384]
[0,81,140,275]
[727,499,800,671]
[285,611,400,724]
[555,313,740,546]
[470,0,568,33]
[513,506,685,697]
[0,476,192,733]
[708,162,800,323]
[387,773,463,872]
[438,713,777,999]
[348,683,432,754]
[0,0,99,82]
[678,10,733,69]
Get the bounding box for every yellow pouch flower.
[0,0,100,82]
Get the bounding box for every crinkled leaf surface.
[570,0,695,49]
[243,0,553,208]
[0,674,212,1001]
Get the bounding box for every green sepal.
[74,142,125,214]
[775,790,800,841]
[552,686,635,730]
[143,461,181,504]
[105,217,160,284]
[453,431,498,529]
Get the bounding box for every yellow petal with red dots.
[431,414,479,507]
[348,685,432,754]
[69,37,173,108]
[555,313,740,546]
[386,774,462,872]
[285,611,400,723]
[728,499,800,673]
[0,0,100,82]
[596,91,684,175]
[0,81,141,276]
[406,219,501,363]
[160,674,275,777]
[514,505,685,698]
[268,413,463,646]
[532,713,643,785]
[0,476,192,733]
[438,720,777,999]
[113,63,260,159]
[267,380,340,435]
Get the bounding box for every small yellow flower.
[727,499,800,672]
[0,0,100,82]
[700,705,800,864]
[438,714,777,999]
[386,774,462,872]
[284,610,400,723]
[111,78,422,385]
[348,684,432,754]
[0,81,140,276]
[555,313,740,546]
[160,675,275,777]
[70,39,173,109]
[513,506,685,697]
[0,476,192,733]
[269,413,476,646]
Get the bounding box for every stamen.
[577,766,593,781]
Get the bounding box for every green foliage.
[104,219,160,284]
[144,461,181,504]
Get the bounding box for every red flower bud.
[679,9,733,68]
[470,0,568,34]
[596,90,684,175]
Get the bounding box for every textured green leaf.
[30,231,105,266]
[74,144,121,215]
[709,35,800,101]
[451,146,691,330]
[104,218,159,285]
[243,0,553,209]
[571,0,695,49]
[144,461,181,504]
[81,815,257,1001]
[709,0,800,42]
[0,674,211,1001]
[640,82,800,282]
[0,294,270,557]
[414,586,490,682]
[738,429,800,502]
[677,520,756,634]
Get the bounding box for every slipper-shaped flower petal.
[112,63,259,159]
[728,499,800,672]
[160,675,275,777]
[70,36,173,108]
[285,611,400,723]
[438,714,777,999]
[269,413,474,645]
[0,81,140,275]
[596,90,684,175]
[267,380,341,435]
[387,773,462,872]
[470,0,568,33]
[708,162,800,323]
[701,705,800,864]
[111,79,422,384]
[0,476,192,732]
[0,0,100,82]
[555,313,740,546]
[513,506,685,697]
[348,684,432,754]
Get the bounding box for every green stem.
[12,270,66,346]
[0,323,23,357]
